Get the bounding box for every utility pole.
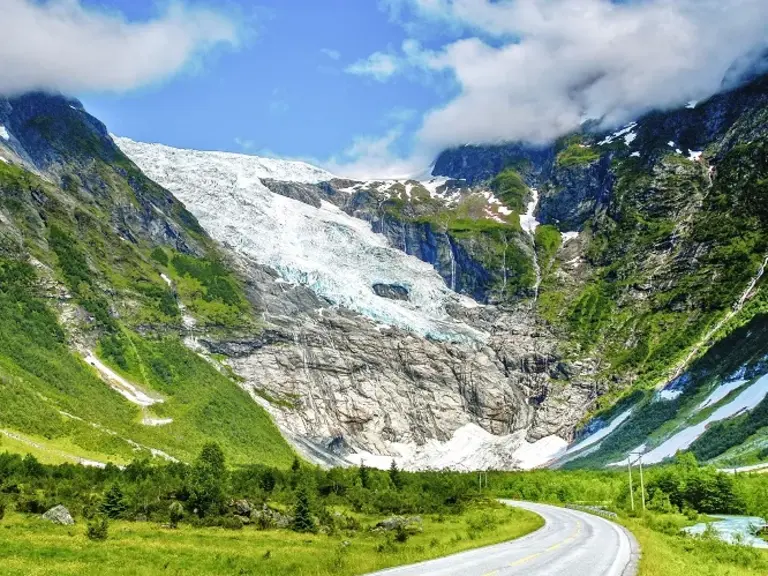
[638,453,646,511]
[627,455,635,512]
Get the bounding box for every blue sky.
[78,1,456,166]
[4,1,767,178]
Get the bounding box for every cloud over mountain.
[0,0,239,95]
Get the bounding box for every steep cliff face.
[433,143,553,185]
[197,289,598,470]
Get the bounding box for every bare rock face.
[42,505,75,525]
[200,258,599,469]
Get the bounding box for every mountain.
[3,70,768,473]
[0,93,295,467]
[114,137,592,471]
[426,72,768,470]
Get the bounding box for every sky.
[2,0,768,178]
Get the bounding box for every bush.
[0,500,5,521]
[394,524,409,543]
[169,502,184,529]
[86,516,109,541]
[150,247,169,267]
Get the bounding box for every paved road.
[367,501,639,576]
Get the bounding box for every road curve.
[366,501,639,576]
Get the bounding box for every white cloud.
[0,0,239,95]
[346,51,401,81]
[321,128,427,179]
[321,48,341,60]
[370,0,768,150]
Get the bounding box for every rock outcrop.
[42,505,75,525]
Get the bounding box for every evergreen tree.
[101,484,127,519]
[291,483,316,533]
[389,459,403,490]
[188,443,229,518]
[359,462,370,489]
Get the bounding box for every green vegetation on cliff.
[490,168,529,212]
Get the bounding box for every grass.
[556,143,601,167]
[0,504,543,576]
[620,513,768,576]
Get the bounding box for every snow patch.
[561,231,580,243]
[657,389,683,401]
[623,132,637,146]
[0,125,9,141]
[84,351,162,407]
[697,379,749,412]
[668,141,675,147]
[688,150,703,161]
[565,409,633,455]
[520,188,540,235]
[686,100,698,109]
[598,122,637,146]
[347,424,567,472]
[640,374,768,464]
[160,273,172,287]
[142,417,174,427]
[630,152,641,158]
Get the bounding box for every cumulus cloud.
[373,0,768,150]
[0,0,239,96]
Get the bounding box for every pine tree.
[291,484,316,533]
[290,456,302,488]
[389,459,403,490]
[359,462,370,489]
[100,484,127,519]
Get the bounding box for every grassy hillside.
[0,98,294,468]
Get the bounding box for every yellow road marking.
[509,520,584,568]
[481,571,499,576]
[508,552,543,567]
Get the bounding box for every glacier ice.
[115,137,484,342]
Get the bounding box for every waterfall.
[521,188,542,302]
[449,239,457,291]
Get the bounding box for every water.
[684,515,768,548]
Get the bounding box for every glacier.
[115,137,484,342]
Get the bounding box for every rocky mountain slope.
[426,72,768,470]
[114,138,597,471]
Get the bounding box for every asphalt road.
[367,501,639,576]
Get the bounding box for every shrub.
[394,524,410,543]
[169,502,184,529]
[0,500,5,521]
[86,516,109,541]
[150,247,169,267]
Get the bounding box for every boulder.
[375,516,423,534]
[42,505,74,525]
